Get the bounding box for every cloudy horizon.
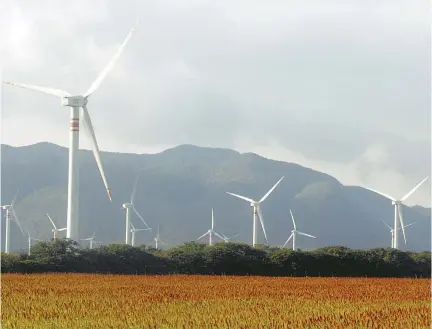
[1,0,430,206]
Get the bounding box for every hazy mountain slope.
[1,142,430,252]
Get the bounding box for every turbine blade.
[58,228,67,231]
[84,21,138,97]
[46,213,57,229]
[159,239,167,245]
[130,175,140,204]
[397,205,407,244]
[213,231,225,241]
[381,220,392,230]
[228,233,240,239]
[132,206,151,230]
[283,233,293,247]
[289,209,297,230]
[257,206,268,244]
[2,81,70,98]
[363,186,395,201]
[297,231,316,239]
[10,207,24,236]
[129,221,136,231]
[211,208,214,230]
[226,192,254,203]
[404,222,416,228]
[259,176,284,203]
[11,190,20,205]
[400,176,429,202]
[81,106,112,201]
[9,190,24,235]
[196,232,209,241]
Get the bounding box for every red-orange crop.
[1,274,430,329]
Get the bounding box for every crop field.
[1,274,430,329]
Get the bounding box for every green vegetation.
[2,239,430,277]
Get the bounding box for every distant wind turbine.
[1,191,25,253]
[80,231,99,249]
[283,209,316,251]
[220,233,240,243]
[46,213,67,239]
[122,175,151,245]
[2,21,138,242]
[382,220,416,248]
[226,176,284,247]
[154,224,166,249]
[27,232,42,256]
[130,221,151,247]
[196,208,224,246]
[363,176,428,249]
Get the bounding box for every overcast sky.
[1,0,430,206]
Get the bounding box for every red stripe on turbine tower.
[70,119,79,131]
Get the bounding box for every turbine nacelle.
[391,200,401,206]
[122,203,132,209]
[61,95,87,107]
[1,205,11,210]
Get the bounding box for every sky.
[0,0,430,206]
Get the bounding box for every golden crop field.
[1,274,430,329]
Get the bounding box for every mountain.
[1,142,430,252]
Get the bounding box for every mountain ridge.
[1,142,430,252]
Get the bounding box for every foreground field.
[2,274,430,329]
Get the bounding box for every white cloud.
[1,0,430,206]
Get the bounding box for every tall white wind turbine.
[220,233,240,243]
[382,220,416,248]
[364,176,428,249]
[226,176,284,247]
[1,191,25,253]
[122,174,151,245]
[196,208,225,246]
[154,223,166,249]
[27,232,42,256]
[283,209,316,251]
[46,213,67,239]
[2,21,138,242]
[130,221,151,247]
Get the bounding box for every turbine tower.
[122,174,151,245]
[27,232,42,256]
[154,223,166,249]
[220,233,240,243]
[130,222,151,247]
[2,21,138,242]
[283,209,316,251]
[364,176,428,249]
[1,191,25,253]
[382,220,416,248]
[46,213,67,239]
[196,208,224,246]
[226,176,284,247]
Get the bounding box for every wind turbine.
[382,220,416,248]
[196,208,224,246]
[80,231,99,249]
[27,232,42,256]
[220,233,240,243]
[130,221,151,247]
[283,209,316,251]
[122,174,151,245]
[1,191,25,253]
[154,223,166,249]
[363,176,428,249]
[226,176,284,247]
[2,21,138,242]
[46,213,67,239]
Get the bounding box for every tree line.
[1,239,430,277]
